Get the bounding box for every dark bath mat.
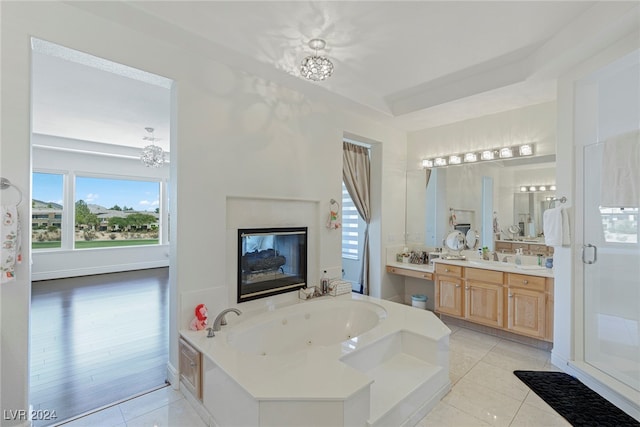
[513,370,639,427]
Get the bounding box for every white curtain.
[342,141,371,294]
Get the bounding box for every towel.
[600,129,640,207]
[543,206,571,247]
[1,205,22,284]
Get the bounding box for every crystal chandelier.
[140,127,165,168]
[300,39,334,81]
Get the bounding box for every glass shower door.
[583,142,640,392]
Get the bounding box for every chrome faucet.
[492,252,499,261]
[212,308,242,332]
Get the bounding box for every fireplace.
[237,227,307,303]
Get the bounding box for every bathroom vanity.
[433,258,554,341]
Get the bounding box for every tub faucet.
[212,308,242,332]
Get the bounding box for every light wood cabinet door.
[465,281,504,328]
[435,277,463,317]
[507,287,546,338]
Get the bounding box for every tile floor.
[60,323,570,427]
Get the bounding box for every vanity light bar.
[520,184,555,192]
[422,143,535,168]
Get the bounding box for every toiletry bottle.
[515,248,522,265]
[321,270,328,294]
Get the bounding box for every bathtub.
[227,299,387,356]
[181,294,451,427]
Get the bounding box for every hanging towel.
[1,205,22,283]
[600,129,640,207]
[543,207,562,247]
[561,207,571,246]
[543,206,570,247]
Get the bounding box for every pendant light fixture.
[140,127,165,168]
[300,38,334,81]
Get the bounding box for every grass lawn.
[75,239,159,249]
[32,240,159,249]
[32,241,62,250]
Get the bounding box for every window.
[341,182,360,259]
[75,176,160,249]
[600,207,638,244]
[32,172,64,249]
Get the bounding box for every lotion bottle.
[515,248,522,265]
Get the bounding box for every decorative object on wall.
[189,303,208,331]
[140,127,165,168]
[422,143,535,168]
[326,199,341,229]
[1,177,23,284]
[300,39,334,81]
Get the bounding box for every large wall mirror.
[512,189,556,239]
[405,155,556,249]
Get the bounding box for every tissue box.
[328,279,352,296]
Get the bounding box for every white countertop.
[180,293,450,401]
[433,258,554,278]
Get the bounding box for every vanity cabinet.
[435,264,554,342]
[506,273,552,339]
[465,268,504,328]
[434,264,463,317]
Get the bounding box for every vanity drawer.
[386,265,433,280]
[466,267,503,284]
[435,263,463,277]
[506,273,545,291]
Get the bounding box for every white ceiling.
[31,1,639,152]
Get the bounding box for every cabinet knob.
[523,280,529,284]
[455,284,461,288]
[465,286,469,290]
[390,268,395,272]
[508,294,513,298]
[445,268,450,272]
[422,274,428,278]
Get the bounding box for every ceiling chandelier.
[300,38,334,81]
[140,127,165,168]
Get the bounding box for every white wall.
[0,2,406,420]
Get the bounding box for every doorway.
[29,38,173,424]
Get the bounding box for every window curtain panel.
[342,141,371,295]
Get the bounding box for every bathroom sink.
[467,260,505,267]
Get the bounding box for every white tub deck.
[180,294,451,427]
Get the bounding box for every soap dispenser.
[515,248,522,265]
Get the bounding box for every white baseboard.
[32,260,169,281]
[166,361,179,389]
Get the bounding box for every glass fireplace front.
[237,227,307,303]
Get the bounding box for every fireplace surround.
[237,227,307,303]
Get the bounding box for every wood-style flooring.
[30,268,169,426]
